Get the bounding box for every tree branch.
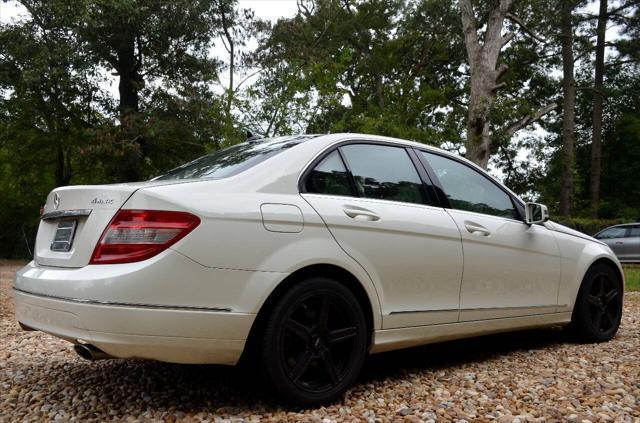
[492,81,507,91]
[134,33,143,71]
[496,63,509,80]
[459,0,479,62]
[606,58,639,68]
[506,13,545,43]
[575,85,608,98]
[503,103,558,138]
[296,0,312,17]
[501,31,515,47]
[499,144,516,185]
[233,69,263,93]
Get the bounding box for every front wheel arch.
[584,257,624,294]
[570,258,624,341]
[572,257,624,314]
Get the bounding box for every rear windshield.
[153,135,314,181]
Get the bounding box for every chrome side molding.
[13,287,233,313]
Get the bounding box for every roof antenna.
[246,130,262,142]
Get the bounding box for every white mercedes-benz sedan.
[14,133,624,405]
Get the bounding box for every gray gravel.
[2,261,639,422]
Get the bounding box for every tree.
[575,65,640,219]
[0,0,236,257]
[0,4,107,257]
[458,0,558,169]
[215,1,258,145]
[585,0,639,217]
[250,0,467,144]
[17,0,224,181]
[588,0,608,217]
[559,0,578,216]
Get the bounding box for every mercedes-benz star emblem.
[53,192,60,210]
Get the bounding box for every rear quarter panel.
[123,180,383,329]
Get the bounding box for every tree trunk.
[55,144,72,187]
[459,0,557,170]
[559,0,576,217]
[589,0,607,218]
[465,67,496,169]
[375,73,385,109]
[460,0,511,169]
[117,32,144,182]
[221,7,234,137]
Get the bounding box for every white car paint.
[13,133,623,365]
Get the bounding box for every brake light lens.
[90,210,200,264]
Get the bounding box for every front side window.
[304,150,353,196]
[340,144,426,205]
[154,136,311,181]
[596,227,628,239]
[421,152,518,219]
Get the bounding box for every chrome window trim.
[298,138,438,207]
[444,207,533,226]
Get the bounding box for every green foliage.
[0,0,639,258]
[249,0,467,144]
[554,217,632,236]
[538,64,640,220]
[0,0,237,257]
[624,266,640,292]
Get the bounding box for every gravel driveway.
[2,262,639,422]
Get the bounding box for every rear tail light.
[90,210,200,264]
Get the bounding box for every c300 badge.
[91,197,115,206]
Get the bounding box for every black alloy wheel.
[572,263,623,342]
[261,277,367,405]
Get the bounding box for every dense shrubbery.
[555,217,633,236]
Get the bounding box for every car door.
[418,150,562,321]
[594,226,629,260]
[300,143,464,329]
[624,225,640,262]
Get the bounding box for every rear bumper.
[12,253,289,365]
[14,288,254,365]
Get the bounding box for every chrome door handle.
[615,241,624,245]
[464,221,491,236]
[343,206,380,221]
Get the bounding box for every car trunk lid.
[35,183,158,268]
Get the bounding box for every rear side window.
[421,152,518,219]
[629,226,640,237]
[154,136,311,181]
[304,151,353,196]
[597,227,628,239]
[340,144,426,205]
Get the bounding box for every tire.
[260,277,368,406]
[571,263,623,342]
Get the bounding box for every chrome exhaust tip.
[73,343,112,361]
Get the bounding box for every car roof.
[299,132,515,190]
[297,132,476,166]
[605,223,640,228]
[241,132,472,165]
[236,132,525,205]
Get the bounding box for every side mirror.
[525,202,549,225]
